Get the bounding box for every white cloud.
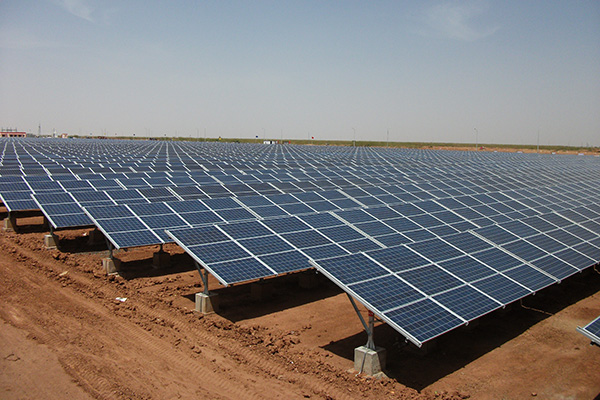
[423,1,499,41]
[55,0,96,22]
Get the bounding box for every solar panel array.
[1,138,599,347]
[577,315,600,346]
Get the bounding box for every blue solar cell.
[431,211,465,225]
[168,226,229,246]
[500,220,539,238]
[529,255,579,281]
[399,265,464,296]
[265,193,299,205]
[301,243,348,260]
[298,213,342,229]
[33,192,74,205]
[563,225,598,241]
[349,275,425,311]
[42,203,84,215]
[525,234,567,253]
[365,207,400,220]
[402,229,435,242]
[367,246,431,272]
[262,217,310,234]
[250,205,288,218]
[216,208,256,221]
[553,248,596,270]
[540,213,572,228]
[306,200,340,212]
[544,229,583,247]
[98,217,148,233]
[140,214,188,229]
[471,274,531,305]
[581,220,600,235]
[338,238,382,252]
[238,235,294,255]
[128,202,172,216]
[316,253,388,285]
[384,298,464,344]
[354,196,384,206]
[415,200,446,213]
[319,225,365,242]
[410,214,444,229]
[335,209,375,223]
[408,238,464,263]
[475,225,519,245]
[471,247,524,272]
[503,265,556,292]
[219,221,272,239]
[433,285,500,321]
[280,203,314,215]
[384,217,420,232]
[375,233,412,247]
[354,221,396,236]
[572,242,600,261]
[203,197,239,210]
[293,192,325,202]
[502,240,548,262]
[180,211,223,225]
[439,256,496,282]
[259,250,311,273]
[51,213,94,228]
[110,230,162,248]
[167,200,208,213]
[281,230,331,248]
[208,258,275,285]
[187,241,250,264]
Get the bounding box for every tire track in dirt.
[0,232,389,400]
[0,241,276,400]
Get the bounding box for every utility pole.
[474,128,478,151]
[353,127,356,147]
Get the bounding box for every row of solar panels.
[162,201,600,346]
[10,152,600,226]
[59,175,596,248]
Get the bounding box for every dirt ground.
[1,215,599,400]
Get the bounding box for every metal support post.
[347,293,375,350]
[195,262,210,295]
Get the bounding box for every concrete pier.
[44,233,58,250]
[102,258,121,275]
[354,346,386,376]
[195,292,219,314]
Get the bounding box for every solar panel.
[2,139,600,350]
[577,315,600,346]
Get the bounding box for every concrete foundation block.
[3,215,16,232]
[102,258,121,275]
[299,271,320,289]
[195,292,219,314]
[354,346,386,376]
[152,251,171,269]
[44,233,58,250]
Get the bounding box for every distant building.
[1,129,27,138]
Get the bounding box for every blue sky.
[1,1,599,146]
